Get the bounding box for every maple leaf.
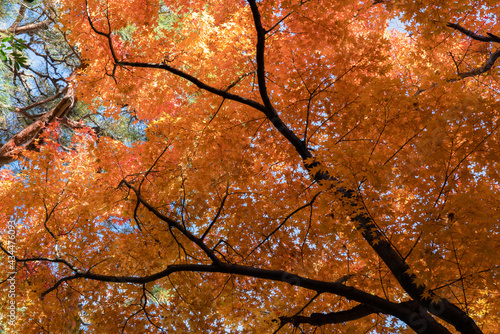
[421,288,432,300]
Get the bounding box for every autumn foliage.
[1,0,499,333]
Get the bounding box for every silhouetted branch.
[280,304,378,326]
[448,22,500,78]
[447,23,500,43]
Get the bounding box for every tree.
[0,0,143,169]
[0,0,83,168]
[1,0,499,332]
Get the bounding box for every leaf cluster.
[0,34,27,70]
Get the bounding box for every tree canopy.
[1,0,499,333]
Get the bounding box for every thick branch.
[280,304,378,326]
[447,23,500,43]
[458,49,500,78]
[59,117,87,129]
[0,82,75,167]
[37,261,448,334]
[5,19,51,35]
[447,22,500,79]
[247,0,276,118]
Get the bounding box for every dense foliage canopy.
[1,0,499,333]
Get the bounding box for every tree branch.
[14,89,67,119]
[447,22,500,79]
[5,19,51,35]
[119,180,222,265]
[458,49,500,78]
[0,79,76,167]
[280,304,378,326]
[447,23,500,43]
[36,260,449,333]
